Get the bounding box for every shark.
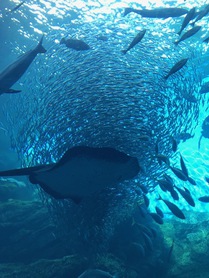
[0,35,46,94]
[0,146,140,203]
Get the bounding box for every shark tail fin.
[36,35,46,54]
[0,164,51,177]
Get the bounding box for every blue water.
[1,0,209,276]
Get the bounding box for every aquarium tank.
[0,0,209,277]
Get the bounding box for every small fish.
[171,136,178,152]
[8,0,26,13]
[164,58,189,80]
[199,82,209,94]
[143,193,150,208]
[198,196,209,203]
[129,242,145,257]
[155,206,164,218]
[123,7,188,18]
[174,185,195,207]
[158,195,186,219]
[187,176,196,185]
[78,269,115,278]
[158,179,173,192]
[180,154,188,177]
[122,29,146,54]
[203,36,209,43]
[177,7,196,35]
[205,176,209,184]
[156,154,170,166]
[198,115,209,150]
[142,231,153,251]
[149,212,164,224]
[138,184,148,194]
[60,37,90,51]
[169,188,179,201]
[176,132,194,142]
[191,4,209,25]
[137,205,148,218]
[167,239,174,263]
[164,174,174,186]
[170,166,188,181]
[174,26,201,46]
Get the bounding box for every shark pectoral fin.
[6,89,21,94]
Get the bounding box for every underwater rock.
[160,212,209,277]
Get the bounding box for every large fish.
[0,146,140,203]
[124,7,188,18]
[191,4,209,25]
[122,29,146,54]
[158,195,185,219]
[198,115,209,150]
[174,26,201,46]
[0,35,46,94]
[164,58,188,80]
[177,7,196,35]
[60,37,90,51]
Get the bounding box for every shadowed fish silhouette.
[0,146,140,203]
[198,115,209,150]
[0,35,46,95]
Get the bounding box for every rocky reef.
[0,179,209,277]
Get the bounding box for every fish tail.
[177,30,181,36]
[173,41,179,46]
[124,7,133,16]
[198,135,202,150]
[164,74,169,80]
[121,49,127,54]
[36,35,46,54]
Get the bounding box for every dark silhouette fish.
[155,206,164,218]
[122,29,146,54]
[180,154,188,177]
[174,26,201,45]
[198,115,209,150]
[78,269,115,278]
[0,146,140,203]
[8,0,26,13]
[158,196,185,219]
[203,36,209,43]
[198,196,209,203]
[174,185,195,207]
[164,58,188,80]
[199,82,209,94]
[0,35,46,94]
[176,132,194,142]
[177,7,196,35]
[124,7,188,18]
[170,166,188,181]
[191,4,209,25]
[60,37,90,51]
[149,212,163,224]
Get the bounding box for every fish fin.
[121,49,127,54]
[177,30,181,36]
[173,41,179,46]
[60,38,66,44]
[124,7,133,16]
[5,89,21,94]
[36,35,46,54]
[0,164,52,177]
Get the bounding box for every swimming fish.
[78,269,116,278]
[0,146,140,203]
[8,0,26,13]
[158,195,186,219]
[174,26,201,46]
[164,58,188,80]
[149,212,163,224]
[191,4,209,25]
[122,29,146,54]
[198,115,209,150]
[199,82,209,94]
[170,166,188,181]
[60,37,90,51]
[198,196,209,203]
[177,7,196,35]
[174,185,195,207]
[180,154,188,177]
[124,7,188,18]
[0,35,46,94]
